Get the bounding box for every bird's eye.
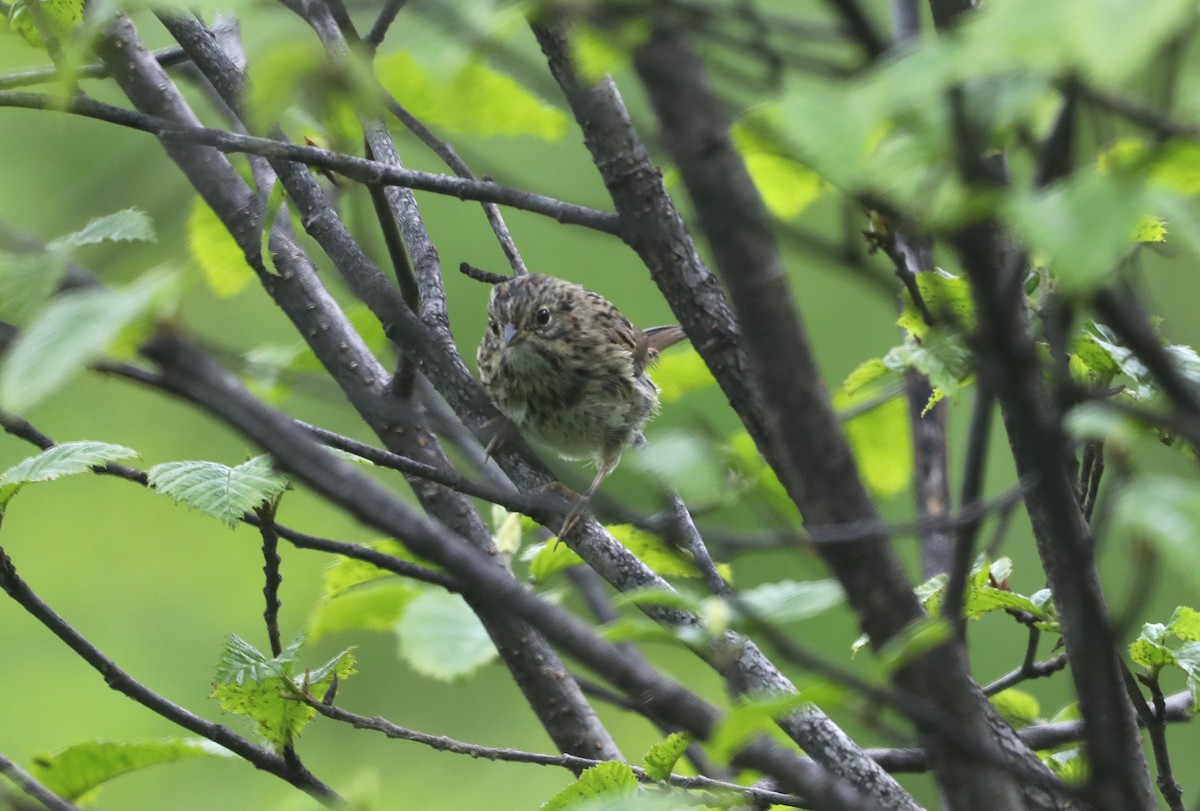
[488,318,499,337]
[534,308,552,326]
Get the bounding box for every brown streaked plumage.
[477,274,686,535]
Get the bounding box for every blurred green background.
[3,4,1200,809]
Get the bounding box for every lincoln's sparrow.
[476,273,686,535]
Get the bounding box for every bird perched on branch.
[475,272,686,536]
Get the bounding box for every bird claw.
[556,498,591,543]
[481,417,516,464]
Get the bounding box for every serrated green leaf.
[0,248,71,325]
[28,739,229,802]
[540,761,638,811]
[641,733,690,782]
[653,346,715,404]
[1169,606,1200,642]
[526,540,585,584]
[0,270,177,413]
[989,688,1040,728]
[147,455,289,527]
[395,591,496,680]
[211,635,352,751]
[735,579,844,623]
[188,197,254,298]
[1129,635,1175,671]
[49,209,156,251]
[884,331,973,399]
[0,441,138,511]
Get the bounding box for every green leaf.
[147,455,290,527]
[491,504,523,556]
[876,617,952,674]
[49,209,156,251]
[652,346,715,403]
[28,739,229,802]
[379,52,567,141]
[211,635,353,751]
[188,197,254,298]
[841,358,895,397]
[1073,330,1122,384]
[1043,748,1087,784]
[897,270,975,339]
[1170,606,1200,642]
[1112,475,1200,588]
[540,761,638,811]
[308,582,415,642]
[0,248,70,325]
[395,590,496,680]
[990,688,1041,729]
[707,693,807,764]
[838,395,913,498]
[526,540,585,584]
[1010,170,1151,292]
[611,586,704,615]
[608,524,707,580]
[638,433,729,506]
[1129,633,1175,672]
[0,270,177,413]
[734,579,845,623]
[641,733,690,782]
[884,332,974,402]
[5,0,84,49]
[0,441,138,511]
[307,540,422,641]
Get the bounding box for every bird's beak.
[502,322,521,347]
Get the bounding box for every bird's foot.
[481,416,516,463]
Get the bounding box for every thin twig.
[0,90,622,235]
[1138,672,1186,811]
[0,44,193,90]
[257,500,284,657]
[0,543,339,802]
[0,752,79,811]
[982,627,1069,697]
[0,406,458,591]
[363,0,409,49]
[302,697,807,807]
[942,383,994,637]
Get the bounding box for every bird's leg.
[557,453,620,539]
[481,416,517,463]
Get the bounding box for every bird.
[476,273,686,537]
